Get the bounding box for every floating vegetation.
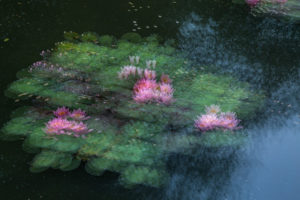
[0,31,264,188]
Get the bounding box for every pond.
[0,0,299,199]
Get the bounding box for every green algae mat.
[1,32,264,188]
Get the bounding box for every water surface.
[1,0,300,199]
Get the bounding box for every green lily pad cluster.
[1,31,264,188]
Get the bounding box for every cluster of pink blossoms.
[194,105,241,132]
[133,72,174,105]
[45,107,93,138]
[53,107,90,120]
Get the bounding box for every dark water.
[1,0,300,199]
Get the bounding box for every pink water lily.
[158,93,174,104]
[45,118,72,135]
[133,77,174,105]
[133,79,158,93]
[205,104,221,114]
[160,74,172,84]
[144,69,156,80]
[194,114,219,132]
[133,88,158,103]
[218,117,240,130]
[45,108,92,138]
[159,83,174,94]
[53,106,70,118]
[194,106,241,132]
[70,109,90,120]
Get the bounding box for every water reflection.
[178,12,300,89]
[229,114,300,200]
[162,67,300,200]
[171,10,300,199]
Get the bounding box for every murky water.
[1,0,299,199]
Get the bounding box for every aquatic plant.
[132,74,174,105]
[144,69,156,79]
[80,32,99,43]
[205,104,221,115]
[1,32,264,188]
[160,74,172,84]
[64,31,80,42]
[46,108,92,138]
[98,35,115,47]
[195,105,241,132]
[70,109,90,121]
[146,60,157,68]
[53,106,70,118]
[118,65,143,79]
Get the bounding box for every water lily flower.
[53,106,70,118]
[133,78,158,93]
[45,117,92,137]
[218,117,240,130]
[152,60,157,68]
[45,118,73,134]
[205,105,221,114]
[146,60,152,68]
[137,68,143,77]
[70,109,90,120]
[69,121,91,134]
[133,78,174,105]
[159,83,174,94]
[129,56,135,64]
[220,112,237,121]
[159,93,174,104]
[118,65,140,79]
[144,69,156,79]
[194,114,219,132]
[194,108,241,132]
[135,56,140,64]
[146,60,157,68]
[133,88,158,103]
[160,74,172,84]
